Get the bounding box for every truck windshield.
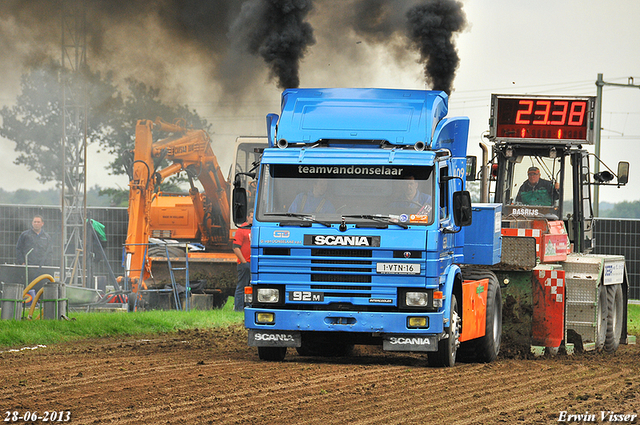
[256,164,435,225]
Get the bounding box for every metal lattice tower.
[60,0,87,286]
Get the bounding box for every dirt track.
[1,325,639,424]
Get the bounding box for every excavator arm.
[124,118,231,292]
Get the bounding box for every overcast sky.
[0,0,638,205]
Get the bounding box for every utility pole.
[594,73,640,217]
[60,0,88,286]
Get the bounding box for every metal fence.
[0,204,638,298]
[593,218,640,300]
[0,204,128,287]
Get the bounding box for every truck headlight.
[257,288,280,303]
[405,291,429,307]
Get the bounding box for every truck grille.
[311,248,372,257]
[311,274,372,283]
[310,248,373,283]
[259,246,423,310]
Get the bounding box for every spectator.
[16,215,53,266]
[233,209,253,312]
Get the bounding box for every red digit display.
[491,95,594,144]
[532,100,551,125]
[568,101,586,126]
[550,101,568,124]
[515,100,533,124]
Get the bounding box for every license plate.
[376,263,420,274]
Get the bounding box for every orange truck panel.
[459,278,488,342]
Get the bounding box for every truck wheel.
[476,276,502,362]
[296,336,354,357]
[257,347,287,361]
[595,284,608,351]
[604,284,624,353]
[428,294,460,367]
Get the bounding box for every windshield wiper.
[341,214,408,229]
[264,212,332,227]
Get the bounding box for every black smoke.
[406,0,467,95]
[230,0,316,90]
[0,0,466,96]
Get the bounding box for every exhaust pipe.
[277,139,288,149]
[480,142,489,203]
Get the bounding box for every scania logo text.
[304,234,380,247]
[388,337,432,345]
[253,333,295,342]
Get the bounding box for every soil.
[1,326,639,425]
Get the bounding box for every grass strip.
[0,298,243,349]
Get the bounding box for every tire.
[257,347,287,361]
[428,294,460,367]
[296,335,354,357]
[147,245,186,259]
[476,276,502,362]
[295,345,313,356]
[595,284,608,351]
[604,284,624,353]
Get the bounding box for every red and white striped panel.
[537,269,564,303]
[501,228,542,254]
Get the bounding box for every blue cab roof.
[274,88,449,147]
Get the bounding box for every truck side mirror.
[232,186,248,226]
[452,190,472,227]
[617,161,629,185]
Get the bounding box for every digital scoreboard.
[489,94,596,144]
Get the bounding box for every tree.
[0,61,211,202]
[600,200,640,219]
[0,61,121,184]
[100,78,212,178]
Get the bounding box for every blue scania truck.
[232,88,503,367]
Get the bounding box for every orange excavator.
[123,118,264,299]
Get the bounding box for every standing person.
[233,209,253,312]
[16,215,53,266]
[516,166,560,206]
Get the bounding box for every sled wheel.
[604,284,624,353]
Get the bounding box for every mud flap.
[248,329,301,347]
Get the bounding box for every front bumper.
[245,307,445,351]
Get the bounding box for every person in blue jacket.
[288,180,336,214]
